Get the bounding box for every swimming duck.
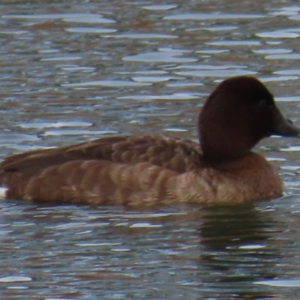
[0,76,299,205]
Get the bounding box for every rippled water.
[1,0,300,299]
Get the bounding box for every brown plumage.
[0,135,204,205]
[0,76,299,205]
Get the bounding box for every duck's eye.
[258,98,272,106]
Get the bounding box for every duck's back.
[0,135,203,204]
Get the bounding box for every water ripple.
[123,51,196,63]
[164,13,265,20]
[2,13,115,24]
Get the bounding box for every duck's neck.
[199,133,253,163]
[198,113,261,161]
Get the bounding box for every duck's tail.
[0,186,8,199]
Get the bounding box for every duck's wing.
[0,134,202,175]
[0,135,203,204]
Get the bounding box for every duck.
[0,76,299,205]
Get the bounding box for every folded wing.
[0,135,202,204]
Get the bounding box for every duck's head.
[199,76,300,161]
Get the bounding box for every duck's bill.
[273,110,300,137]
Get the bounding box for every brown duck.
[0,76,299,205]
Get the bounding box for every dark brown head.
[199,76,300,161]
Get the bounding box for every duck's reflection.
[197,204,280,300]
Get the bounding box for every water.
[1,0,300,299]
